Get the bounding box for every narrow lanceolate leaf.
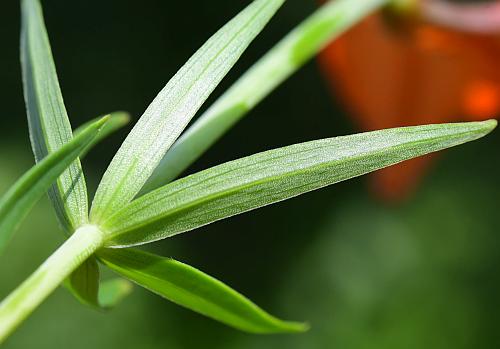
[90,0,286,223]
[21,0,88,233]
[65,258,133,309]
[0,117,108,254]
[98,248,307,333]
[101,120,496,247]
[142,0,390,192]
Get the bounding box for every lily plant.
[0,0,496,344]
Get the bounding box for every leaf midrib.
[94,0,276,219]
[100,255,285,332]
[104,128,476,244]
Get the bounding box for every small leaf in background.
[65,258,100,306]
[101,120,496,247]
[0,117,108,255]
[21,0,88,233]
[66,258,133,309]
[97,278,133,309]
[98,248,307,334]
[142,0,389,192]
[90,0,286,223]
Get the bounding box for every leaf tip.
[98,114,111,126]
[109,111,131,127]
[90,115,113,135]
[483,118,498,132]
[279,320,310,334]
[253,318,309,334]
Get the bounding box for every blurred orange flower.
[319,0,500,201]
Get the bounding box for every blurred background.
[1,0,499,348]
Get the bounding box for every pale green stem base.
[0,225,104,344]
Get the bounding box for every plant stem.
[0,225,104,344]
[142,0,391,193]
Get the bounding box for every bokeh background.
[1,0,499,348]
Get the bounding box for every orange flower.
[319,0,500,201]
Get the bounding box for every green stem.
[142,0,391,193]
[0,225,104,344]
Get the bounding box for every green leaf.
[90,0,286,223]
[101,120,496,247]
[142,0,389,192]
[97,278,133,309]
[74,112,130,145]
[21,0,88,233]
[65,258,99,306]
[0,117,108,254]
[65,258,133,309]
[98,248,307,334]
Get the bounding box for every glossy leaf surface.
[103,121,496,247]
[99,248,306,333]
[90,0,286,222]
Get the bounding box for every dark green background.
[0,1,499,348]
